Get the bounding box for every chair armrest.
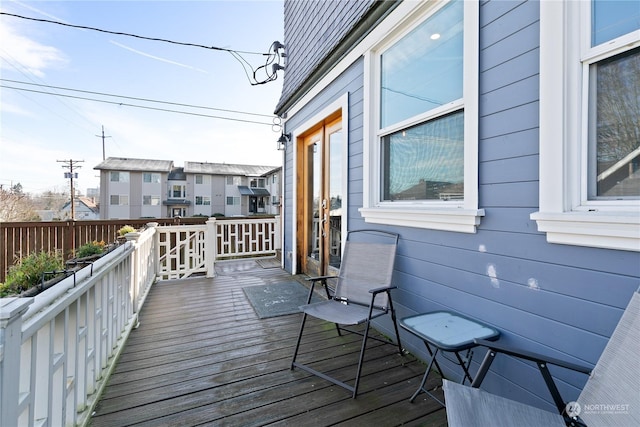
[472,338,592,417]
[306,275,338,282]
[368,285,398,294]
[474,339,592,375]
[305,276,338,302]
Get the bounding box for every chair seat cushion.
[300,300,385,325]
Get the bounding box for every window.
[535,1,640,251]
[195,175,210,185]
[110,195,129,205]
[226,196,240,205]
[110,171,129,183]
[272,195,279,205]
[170,185,185,198]
[143,195,160,205]
[360,0,482,233]
[143,173,160,183]
[195,196,211,205]
[272,175,277,184]
[226,176,241,185]
[250,178,266,188]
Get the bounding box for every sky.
[0,0,285,196]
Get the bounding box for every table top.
[400,311,499,351]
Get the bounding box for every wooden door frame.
[290,94,349,275]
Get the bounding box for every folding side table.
[400,311,500,405]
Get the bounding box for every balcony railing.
[0,216,280,427]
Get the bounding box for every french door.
[297,117,344,277]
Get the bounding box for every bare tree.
[0,185,39,221]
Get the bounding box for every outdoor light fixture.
[277,132,290,151]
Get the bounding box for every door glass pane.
[589,47,640,199]
[307,142,322,260]
[382,110,464,201]
[328,130,342,269]
[592,0,640,46]
[380,0,463,128]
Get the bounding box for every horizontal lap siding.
[282,0,640,412]
[392,0,640,412]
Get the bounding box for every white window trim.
[534,1,640,252]
[359,0,483,234]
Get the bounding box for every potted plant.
[117,225,136,243]
[0,251,64,297]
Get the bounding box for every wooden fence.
[0,217,209,283]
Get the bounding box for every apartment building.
[95,157,281,219]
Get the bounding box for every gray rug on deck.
[242,281,323,319]
[256,258,281,269]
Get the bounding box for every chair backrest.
[334,230,399,308]
[578,289,640,426]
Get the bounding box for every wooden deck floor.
[90,260,447,427]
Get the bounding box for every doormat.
[256,258,281,269]
[243,281,323,319]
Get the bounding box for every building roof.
[60,197,100,213]
[238,186,270,196]
[184,162,279,177]
[168,167,186,181]
[94,157,174,172]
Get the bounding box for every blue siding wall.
[281,0,640,411]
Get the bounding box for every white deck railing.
[0,216,280,427]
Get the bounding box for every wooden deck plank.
[90,260,447,426]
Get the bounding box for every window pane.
[592,0,640,46]
[382,110,464,201]
[380,0,463,128]
[589,47,640,199]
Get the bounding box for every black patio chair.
[443,287,640,426]
[290,229,403,398]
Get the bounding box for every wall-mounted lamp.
[277,132,290,151]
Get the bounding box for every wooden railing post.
[0,298,33,427]
[205,217,217,278]
[64,220,75,259]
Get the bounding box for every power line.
[0,78,275,118]
[0,12,286,86]
[0,51,99,133]
[0,84,275,126]
[0,12,265,56]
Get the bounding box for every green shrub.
[0,251,63,297]
[76,240,106,258]
[118,225,136,236]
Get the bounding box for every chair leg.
[291,313,308,369]
[388,296,403,355]
[352,320,371,398]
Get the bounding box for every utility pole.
[57,159,84,220]
[95,126,111,160]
